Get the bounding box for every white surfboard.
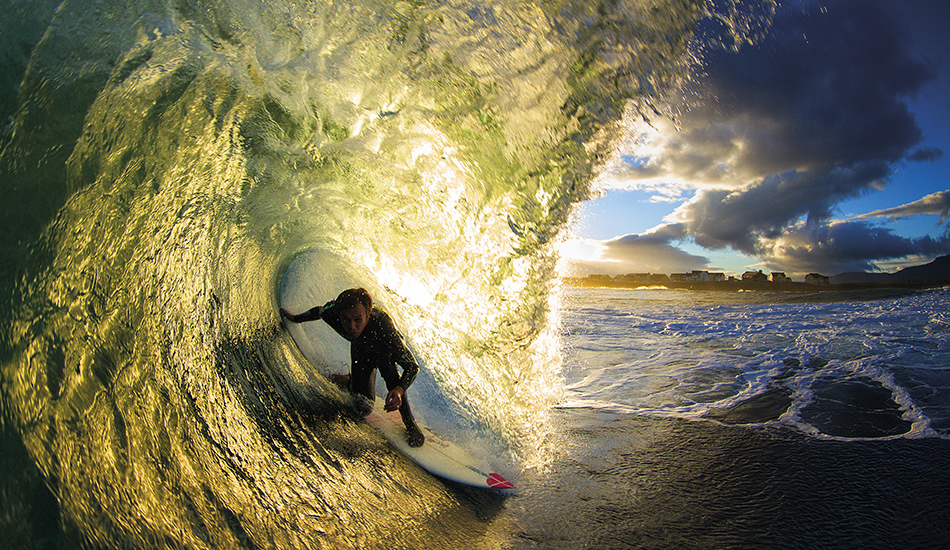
[364,397,514,489]
[279,248,514,490]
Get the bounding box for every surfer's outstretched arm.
[280,304,328,323]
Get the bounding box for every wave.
[0,0,771,547]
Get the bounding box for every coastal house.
[805,273,830,285]
[616,273,651,283]
[771,272,789,283]
[684,270,726,282]
[742,270,768,282]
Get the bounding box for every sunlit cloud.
[558,227,709,277]
[857,190,950,224]
[575,0,950,275]
[556,237,608,264]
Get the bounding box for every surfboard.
[365,397,515,489]
[279,248,514,490]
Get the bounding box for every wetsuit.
[295,301,419,421]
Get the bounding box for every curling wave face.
[0,0,771,547]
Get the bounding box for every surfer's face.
[340,304,369,339]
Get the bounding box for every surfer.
[281,288,425,447]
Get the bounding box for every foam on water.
[560,287,950,441]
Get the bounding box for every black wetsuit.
[295,302,419,421]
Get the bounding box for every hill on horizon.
[832,255,950,284]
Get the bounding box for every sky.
[560,0,950,279]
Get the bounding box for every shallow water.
[560,287,950,440]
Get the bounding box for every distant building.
[616,273,651,283]
[771,272,789,283]
[691,270,725,282]
[670,273,688,282]
[683,270,725,282]
[742,270,768,282]
[805,273,830,285]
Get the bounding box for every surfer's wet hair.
[336,287,373,312]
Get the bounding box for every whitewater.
[2,0,949,548]
[560,287,950,440]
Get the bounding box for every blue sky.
[562,0,950,278]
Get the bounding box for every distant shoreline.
[563,277,950,293]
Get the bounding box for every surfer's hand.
[384,386,404,412]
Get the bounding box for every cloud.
[907,147,945,163]
[598,0,945,273]
[858,190,950,224]
[669,162,894,254]
[601,231,706,269]
[682,0,933,175]
[560,227,709,276]
[764,220,950,275]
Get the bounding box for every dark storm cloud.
[676,161,893,254]
[767,221,950,274]
[684,0,933,175]
[614,0,943,272]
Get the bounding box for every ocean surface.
[3,0,949,548]
[535,286,950,549]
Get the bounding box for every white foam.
[560,287,950,440]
